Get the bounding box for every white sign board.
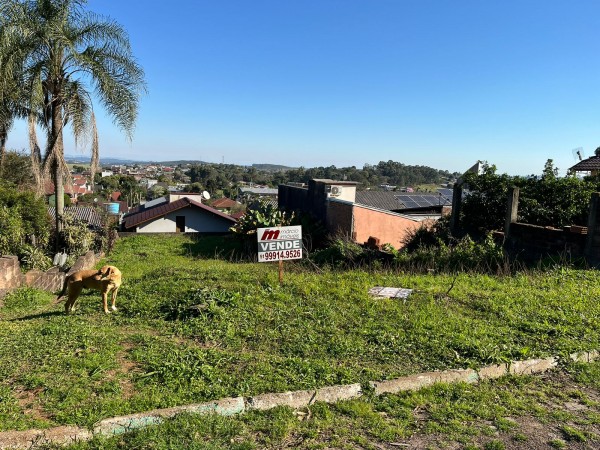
[257,225,303,262]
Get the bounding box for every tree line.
[184,160,459,192]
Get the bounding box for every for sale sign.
[257,225,303,262]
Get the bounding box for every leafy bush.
[395,233,506,273]
[19,244,52,271]
[402,215,452,252]
[0,182,51,252]
[161,288,240,321]
[57,215,96,256]
[229,199,295,258]
[230,199,294,237]
[461,162,600,235]
[310,236,366,267]
[93,213,119,255]
[0,205,24,255]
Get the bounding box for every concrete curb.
[246,383,362,411]
[0,427,91,450]
[1,353,599,449]
[93,397,245,436]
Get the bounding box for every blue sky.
[8,0,600,175]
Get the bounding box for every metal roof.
[354,191,406,210]
[393,193,452,209]
[240,187,279,195]
[123,197,237,229]
[48,206,103,229]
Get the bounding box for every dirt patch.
[14,386,52,423]
[379,369,600,450]
[105,341,142,400]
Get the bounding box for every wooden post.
[585,192,600,259]
[449,184,463,237]
[504,186,519,240]
[278,259,284,285]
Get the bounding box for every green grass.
[2,234,600,431]
[44,361,600,449]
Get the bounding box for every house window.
[175,216,185,233]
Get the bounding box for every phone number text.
[259,249,302,261]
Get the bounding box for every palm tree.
[0,0,145,239]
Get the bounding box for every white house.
[122,197,236,233]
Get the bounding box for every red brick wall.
[0,256,21,295]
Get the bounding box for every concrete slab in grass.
[247,390,316,411]
[571,350,600,363]
[247,384,361,411]
[370,369,478,395]
[0,426,91,450]
[478,363,509,380]
[94,397,245,436]
[315,383,362,403]
[510,357,557,375]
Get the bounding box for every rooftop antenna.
[572,147,585,161]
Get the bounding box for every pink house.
[278,179,437,249]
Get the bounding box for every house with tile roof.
[122,196,236,233]
[569,154,600,176]
[211,197,239,210]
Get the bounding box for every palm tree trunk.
[51,101,65,250]
[0,125,7,174]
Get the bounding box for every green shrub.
[309,236,366,267]
[395,233,505,273]
[461,162,600,235]
[58,215,96,257]
[19,244,52,271]
[0,205,24,255]
[402,215,451,252]
[0,182,50,255]
[230,199,294,237]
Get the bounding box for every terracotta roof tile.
[570,156,600,172]
[211,197,238,208]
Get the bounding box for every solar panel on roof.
[394,194,451,208]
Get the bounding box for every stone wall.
[67,251,99,275]
[0,256,21,302]
[0,251,102,302]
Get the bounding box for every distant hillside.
[65,155,141,165]
[252,163,294,172]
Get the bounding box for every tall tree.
[0,0,145,240]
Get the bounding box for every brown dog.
[55,265,122,314]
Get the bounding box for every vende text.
[259,240,301,252]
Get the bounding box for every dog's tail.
[53,275,71,304]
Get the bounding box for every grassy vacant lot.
[1,234,600,435]
[58,361,600,449]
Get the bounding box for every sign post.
[257,225,302,285]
